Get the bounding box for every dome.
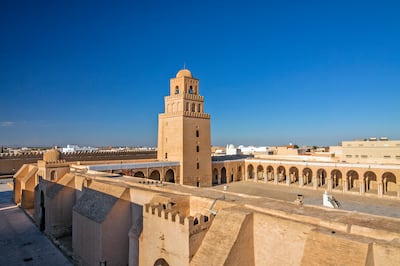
[176,69,192,78]
[43,148,61,162]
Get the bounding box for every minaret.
[157,69,212,187]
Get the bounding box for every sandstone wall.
[0,150,156,176]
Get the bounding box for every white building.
[61,144,98,153]
[226,144,268,155]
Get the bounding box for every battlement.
[160,111,210,119]
[0,152,43,159]
[182,111,210,119]
[46,160,67,164]
[0,150,156,159]
[144,203,215,235]
[37,159,68,168]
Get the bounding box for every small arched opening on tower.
[50,170,56,181]
[175,86,179,94]
[154,258,169,266]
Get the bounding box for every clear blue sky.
[1,1,399,147]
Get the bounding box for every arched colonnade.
[112,167,178,183]
[212,161,245,185]
[243,160,399,198]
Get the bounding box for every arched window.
[185,102,189,112]
[175,86,179,94]
[196,145,200,152]
[154,258,169,266]
[196,130,199,138]
[191,103,195,112]
[197,104,201,112]
[50,170,56,181]
[189,86,193,94]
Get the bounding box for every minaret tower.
[157,68,212,187]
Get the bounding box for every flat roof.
[85,161,180,171]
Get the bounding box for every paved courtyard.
[0,179,71,266]
[212,181,400,218]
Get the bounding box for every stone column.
[332,175,336,189]
[299,175,304,187]
[312,176,318,189]
[218,174,221,185]
[263,173,267,183]
[378,182,383,198]
[274,174,278,184]
[253,171,257,182]
[244,171,248,181]
[286,174,291,186]
[343,179,348,192]
[360,180,365,195]
[327,178,332,192]
[304,173,309,185]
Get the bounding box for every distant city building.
[61,144,98,153]
[341,138,400,164]
[225,144,269,155]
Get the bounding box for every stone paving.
[212,181,400,218]
[0,180,71,266]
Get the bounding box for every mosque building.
[13,68,400,265]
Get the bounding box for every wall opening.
[40,191,45,231]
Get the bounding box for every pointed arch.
[331,169,342,189]
[165,169,175,183]
[303,168,313,184]
[134,171,145,178]
[382,172,397,194]
[149,170,160,181]
[247,164,254,179]
[221,167,227,184]
[212,168,219,185]
[317,168,327,186]
[289,167,299,183]
[346,170,359,190]
[277,166,286,182]
[257,165,264,180]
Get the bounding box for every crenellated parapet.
[144,203,215,236]
[46,160,67,164]
[187,213,215,235]
[0,152,43,159]
[37,159,68,168]
[145,203,185,224]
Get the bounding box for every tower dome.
[43,148,62,162]
[176,69,192,78]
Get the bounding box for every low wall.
[0,151,156,176]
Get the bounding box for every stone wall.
[0,150,156,176]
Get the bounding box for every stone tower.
[157,68,212,187]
